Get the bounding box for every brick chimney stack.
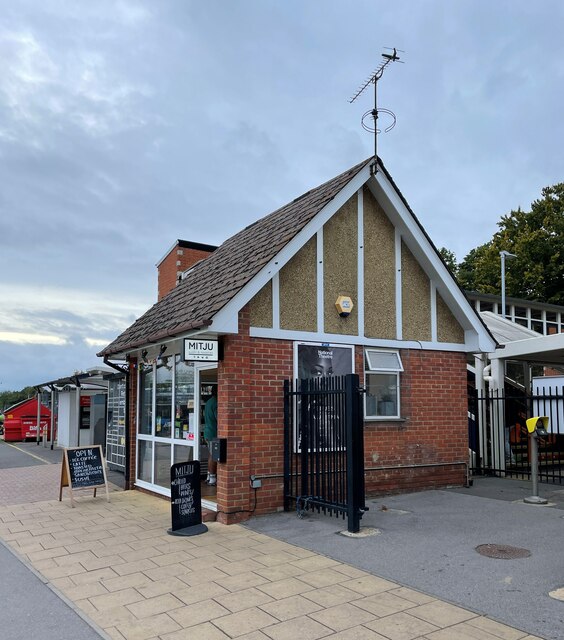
[157,239,217,300]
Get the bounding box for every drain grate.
[475,544,531,560]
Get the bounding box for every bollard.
[524,417,548,505]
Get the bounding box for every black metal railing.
[283,374,366,533]
[471,387,564,483]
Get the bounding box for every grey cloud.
[2,0,564,389]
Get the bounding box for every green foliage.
[438,247,458,276]
[457,183,564,305]
[0,387,36,412]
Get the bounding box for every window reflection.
[139,365,153,435]
[154,443,171,488]
[155,361,173,438]
[137,440,152,482]
[174,358,195,442]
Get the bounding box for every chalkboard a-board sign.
[59,445,110,507]
[168,460,208,537]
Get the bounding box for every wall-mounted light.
[141,349,148,363]
[159,344,167,356]
[335,295,354,318]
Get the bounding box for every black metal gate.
[471,388,564,483]
[283,374,367,533]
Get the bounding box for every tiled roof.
[99,157,373,356]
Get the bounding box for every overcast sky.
[1,0,563,391]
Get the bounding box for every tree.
[0,387,36,412]
[438,247,458,277]
[457,183,564,305]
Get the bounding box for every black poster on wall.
[297,344,353,379]
[168,460,208,537]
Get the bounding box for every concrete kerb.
[0,535,111,640]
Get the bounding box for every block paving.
[0,467,544,640]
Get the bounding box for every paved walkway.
[0,471,543,640]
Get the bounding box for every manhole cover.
[549,587,564,602]
[475,544,531,560]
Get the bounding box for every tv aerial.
[349,47,404,169]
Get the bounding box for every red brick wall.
[214,310,467,523]
[216,309,292,524]
[158,246,214,300]
[363,350,468,493]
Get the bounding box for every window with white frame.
[364,350,403,419]
[137,356,195,493]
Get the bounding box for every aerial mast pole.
[349,47,403,172]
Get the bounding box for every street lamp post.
[500,250,517,319]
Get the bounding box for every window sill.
[364,416,407,423]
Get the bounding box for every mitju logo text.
[184,339,218,361]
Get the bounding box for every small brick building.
[99,156,496,523]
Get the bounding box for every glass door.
[195,363,218,508]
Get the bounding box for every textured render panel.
[323,196,358,335]
[363,186,396,339]
[248,280,273,328]
[401,242,432,341]
[437,292,465,343]
[279,236,317,331]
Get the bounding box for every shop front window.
[364,350,403,419]
[136,354,198,493]
[154,442,172,488]
[137,440,153,482]
[174,444,194,465]
[139,365,153,435]
[155,361,173,438]
[174,358,195,442]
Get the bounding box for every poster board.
[59,445,110,507]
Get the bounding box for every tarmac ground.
[0,540,104,640]
[245,476,564,640]
[0,439,554,639]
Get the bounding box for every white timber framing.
[316,229,324,333]
[208,159,495,355]
[272,273,280,331]
[357,187,365,338]
[394,228,403,341]
[208,163,373,334]
[430,283,438,342]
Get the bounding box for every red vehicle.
[3,398,52,442]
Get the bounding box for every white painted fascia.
[489,331,564,361]
[208,163,373,334]
[371,169,496,353]
[249,326,471,353]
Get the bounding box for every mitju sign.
[183,339,218,362]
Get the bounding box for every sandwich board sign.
[59,445,110,507]
[167,460,207,536]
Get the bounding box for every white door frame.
[195,363,218,512]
